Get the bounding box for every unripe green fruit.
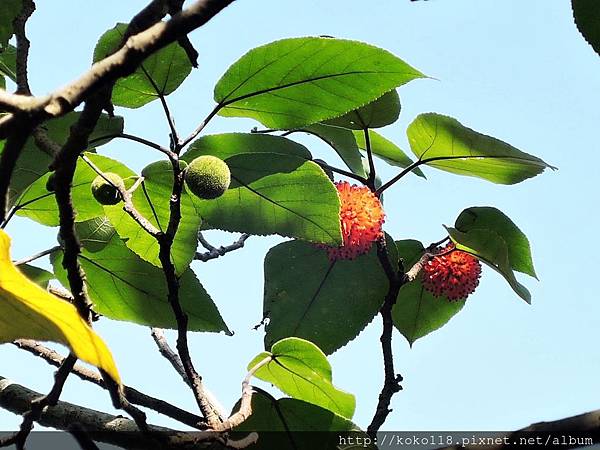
[184,156,231,200]
[91,172,125,205]
[46,173,56,192]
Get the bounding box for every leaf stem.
[180,103,222,148]
[14,246,61,266]
[364,128,376,188]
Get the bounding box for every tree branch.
[0,376,230,450]
[0,0,236,140]
[195,232,250,262]
[12,340,206,430]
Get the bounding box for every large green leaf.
[446,226,532,304]
[51,234,229,333]
[572,0,600,56]
[93,23,192,108]
[354,129,425,178]
[0,44,17,83]
[455,207,537,279]
[0,0,21,49]
[248,338,355,419]
[16,153,135,226]
[192,153,342,245]
[214,37,425,129]
[392,240,465,346]
[325,90,401,130]
[7,112,124,205]
[407,113,555,184]
[263,239,394,354]
[232,393,365,449]
[105,160,200,276]
[181,133,311,163]
[17,264,54,289]
[298,124,366,177]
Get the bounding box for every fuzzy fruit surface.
[185,155,231,200]
[422,243,482,301]
[91,173,124,205]
[322,181,385,261]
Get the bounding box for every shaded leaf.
[0,1,21,48]
[392,240,465,346]
[215,37,425,129]
[0,44,17,83]
[0,229,120,382]
[51,235,230,334]
[325,89,401,130]
[299,124,366,177]
[17,264,54,289]
[446,226,532,303]
[455,206,537,278]
[232,393,367,449]
[192,153,342,245]
[94,23,192,108]
[407,113,555,184]
[264,239,395,354]
[16,153,135,226]
[248,337,355,419]
[354,129,425,178]
[74,216,116,253]
[105,160,200,275]
[182,133,311,162]
[572,0,600,56]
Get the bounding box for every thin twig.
[195,233,250,261]
[88,133,174,157]
[214,356,272,432]
[180,103,222,148]
[13,246,61,266]
[364,128,376,188]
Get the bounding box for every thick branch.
[195,232,250,262]
[0,376,227,450]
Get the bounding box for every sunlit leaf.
[215,37,425,129]
[248,337,355,419]
[0,230,120,382]
[51,235,230,334]
[94,23,193,108]
[407,113,555,184]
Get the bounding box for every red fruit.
[323,181,385,261]
[422,243,482,301]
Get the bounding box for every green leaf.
[93,23,192,108]
[325,89,401,130]
[215,37,425,129]
[0,0,21,49]
[191,153,342,245]
[407,113,555,184]
[51,235,230,333]
[74,216,116,253]
[298,124,366,177]
[248,337,355,419]
[6,112,124,204]
[16,153,135,226]
[572,0,600,56]
[17,264,54,289]
[455,207,537,279]
[263,239,394,354]
[232,393,366,450]
[392,239,465,346]
[446,226,532,304]
[105,160,200,275]
[181,133,312,163]
[354,129,425,178]
[0,44,17,82]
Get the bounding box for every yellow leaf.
[0,230,120,383]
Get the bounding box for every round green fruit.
[91,172,125,205]
[184,155,231,200]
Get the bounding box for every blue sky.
[1,0,599,434]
